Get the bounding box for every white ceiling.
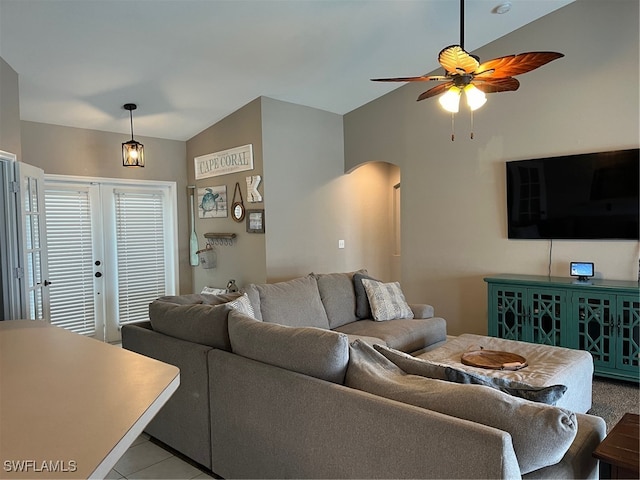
[0,0,573,141]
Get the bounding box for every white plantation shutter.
[115,190,167,325]
[44,188,96,335]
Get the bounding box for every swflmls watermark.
[3,459,77,473]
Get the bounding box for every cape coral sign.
[194,144,253,180]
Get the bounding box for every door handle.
[37,280,52,286]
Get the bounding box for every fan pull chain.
[470,110,474,139]
[451,113,455,141]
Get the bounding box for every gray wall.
[186,96,398,291]
[0,57,21,157]
[344,0,640,335]
[19,121,191,294]
[261,97,395,282]
[186,98,268,291]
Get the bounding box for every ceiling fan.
[371,0,564,140]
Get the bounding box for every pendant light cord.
[129,110,135,141]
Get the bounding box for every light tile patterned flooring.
[106,434,213,480]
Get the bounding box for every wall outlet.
[338,239,345,249]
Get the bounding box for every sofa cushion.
[149,301,234,350]
[227,309,349,384]
[334,317,447,353]
[313,270,366,329]
[361,278,414,321]
[353,273,378,319]
[255,274,330,329]
[346,340,578,474]
[373,344,567,405]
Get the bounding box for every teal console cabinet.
[485,274,639,382]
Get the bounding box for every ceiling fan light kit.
[372,0,563,140]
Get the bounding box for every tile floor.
[106,434,214,480]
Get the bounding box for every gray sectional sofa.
[122,271,605,479]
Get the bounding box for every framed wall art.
[198,185,227,218]
[246,209,265,233]
[194,144,254,180]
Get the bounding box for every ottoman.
[416,334,593,413]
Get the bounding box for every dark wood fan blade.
[438,45,479,75]
[474,52,564,78]
[371,75,448,83]
[417,82,454,101]
[474,77,520,93]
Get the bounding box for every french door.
[18,162,50,321]
[44,176,178,342]
[0,155,50,321]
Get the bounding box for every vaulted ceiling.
[0,0,573,141]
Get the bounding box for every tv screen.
[506,148,639,240]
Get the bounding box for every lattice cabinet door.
[616,295,640,375]
[528,289,566,346]
[573,293,615,372]
[488,285,527,341]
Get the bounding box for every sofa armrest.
[523,413,605,480]
[121,323,214,470]
[408,303,434,319]
[208,349,521,479]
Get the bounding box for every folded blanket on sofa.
[373,343,567,405]
[346,340,578,475]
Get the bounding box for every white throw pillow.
[361,278,414,321]
[201,286,227,295]
[226,293,256,319]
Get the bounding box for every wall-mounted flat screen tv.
[506,148,639,240]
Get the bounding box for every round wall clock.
[231,182,245,222]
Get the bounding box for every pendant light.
[122,103,145,167]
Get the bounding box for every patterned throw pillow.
[227,293,257,319]
[361,279,414,321]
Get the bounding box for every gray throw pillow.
[373,343,567,405]
[444,367,567,405]
[353,272,379,319]
[347,340,577,474]
[373,343,448,379]
[313,270,366,329]
[228,309,349,384]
